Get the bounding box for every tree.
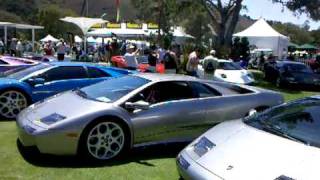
[131,0,179,46]
[270,21,314,45]
[37,5,79,39]
[199,0,243,56]
[272,0,320,20]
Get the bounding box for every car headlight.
[221,74,227,78]
[193,137,216,157]
[40,113,66,125]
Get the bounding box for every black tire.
[78,118,130,162]
[0,89,30,119]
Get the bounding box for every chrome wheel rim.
[0,91,28,118]
[87,122,125,160]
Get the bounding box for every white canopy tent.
[40,34,59,42]
[88,28,148,38]
[74,35,83,43]
[0,22,43,51]
[60,17,108,50]
[233,18,289,59]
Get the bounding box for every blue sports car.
[0,62,131,119]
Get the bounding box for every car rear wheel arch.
[78,115,132,161]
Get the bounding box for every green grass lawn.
[0,72,319,180]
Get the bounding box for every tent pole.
[84,35,87,53]
[4,26,7,51]
[32,28,35,52]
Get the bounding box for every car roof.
[276,61,306,65]
[133,73,198,82]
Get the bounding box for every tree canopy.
[272,0,320,20]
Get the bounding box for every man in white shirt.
[124,45,140,70]
[56,39,66,61]
[186,48,201,77]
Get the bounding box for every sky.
[242,0,320,30]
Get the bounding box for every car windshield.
[79,76,150,103]
[218,62,242,70]
[286,64,313,73]
[5,64,51,79]
[244,98,320,148]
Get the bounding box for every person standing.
[9,38,17,56]
[163,47,179,74]
[147,48,159,73]
[186,48,201,77]
[124,45,140,70]
[56,39,66,61]
[44,40,54,56]
[0,39,4,55]
[202,50,219,80]
[16,40,24,57]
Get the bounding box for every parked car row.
[264,61,320,89]
[0,55,318,179]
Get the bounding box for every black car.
[264,61,320,89]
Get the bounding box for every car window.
[87,67,110,78]
[0,59,8,64]
[218,62,242,70]
[131,81,195,104]
[190,82,221,98]
[285,64,313,73]
[40,66,88,82]
[245,99,320,148]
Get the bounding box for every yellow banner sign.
[107,23,121,29]
[147,23,159,29]
[126,23,142,29]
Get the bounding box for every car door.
[127,81,207,144]
[30,66,90,102]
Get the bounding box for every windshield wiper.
[261,121,310,146]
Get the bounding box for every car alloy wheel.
[86,121,125,160]
[0,90,28,119]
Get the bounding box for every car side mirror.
[125,101,150,111]
[27,78,45,86]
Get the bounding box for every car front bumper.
[176,151,223,180]
[16,119,79,156]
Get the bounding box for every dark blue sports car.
[0,62,131,119]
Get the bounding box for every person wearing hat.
[202,49,219,80]
[124,44,140,70]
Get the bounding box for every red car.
[111,56,165,73]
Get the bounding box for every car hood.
[20,91,113,127]
[214,70,254,84]
[195,120,320,180]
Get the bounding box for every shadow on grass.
[17,139,188,168]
